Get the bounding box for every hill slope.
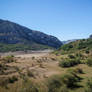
[0,19,62,52]
[0,38,92,92]
[55,38,92,54]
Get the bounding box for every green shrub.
[27,69,35,78]
[54,51,59,56]
[76,53,82,58]
[59,58,81,68]
[32,56,35,60]
[3,55,15,63]
[84,78,92,92]
[60,44,73,51]
[61,72,82,89]
[76,68,84,74]
[69,58,81,65]
[68,54,75,59]
[59,85,69,92]
[0,76,18,88]
[85,50,90,54]
[78,40,87,49]
[86,58,92,66]
[59,59,70,67]
[47,76,69,92]
[48,71,82,91]
[8,76,18,83]
[67,68,84,74]
[0,63,9,74]
[48,76,63,92]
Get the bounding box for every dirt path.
[0,50,53,58]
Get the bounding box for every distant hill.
[0,19,62,52]
[55,38,92,54]
[62,39,77,44]
[90,35,92,38]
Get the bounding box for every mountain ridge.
[0,19,62,51]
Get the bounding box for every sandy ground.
[0,50,53,57]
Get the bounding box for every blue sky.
[0,0,92,41]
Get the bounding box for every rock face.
[0,19,62,48]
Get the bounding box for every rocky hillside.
[0,19,62,51]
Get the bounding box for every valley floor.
[0,50,62,92]
[0,50,92,92]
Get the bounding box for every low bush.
[61,72,82,89]
[85,50,90,54]
[59,59,70,67]
[74,53,86,60]
[60,44,73,51]
[47,75,69,92]
[27,69,35,78]
[32,56,35,60]
[86,58,92,66]
[48,76,63,92]
[0,76,18,88]
[0,63,9,74]
[59,85,69,92]
[76,68,84,74]
[8,76,18,83]
[3,55,15,63]
[59,58,81,68]
[67,68,84,74]
[68,54,75,59]
[76,53,82,57]
[84,78,92,92]
[48,71,82,92]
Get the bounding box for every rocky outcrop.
[0,19,62,48]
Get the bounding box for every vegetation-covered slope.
[55,38,92,54]
[52,38,92,92]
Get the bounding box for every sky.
[0,0,92,41]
